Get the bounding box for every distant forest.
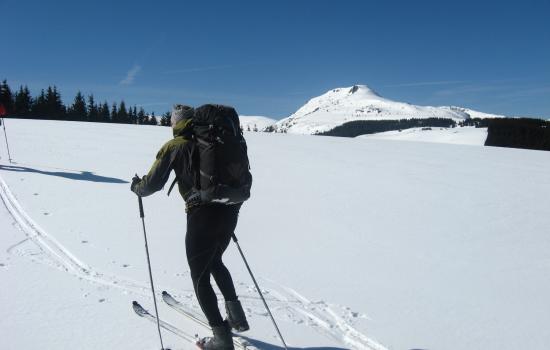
[0,79,171,126]
[318,118,457,137]
[462,117,550,151]
[484,118,550,151]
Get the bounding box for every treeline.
[318,118,457,137]
[0,79,171,126]
[459,118,489,128]
[485,118,550,151]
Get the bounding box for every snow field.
[359,126,488,146]
[1,119,384,350]
[1,118,550,350]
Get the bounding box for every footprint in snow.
[122,264,130,268]
[0,263,7,268]
[81,240,88,244]
[98,298,106,303]
[43,212,50,216]
[33,193,39,196]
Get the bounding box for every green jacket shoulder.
[133,119,194,197]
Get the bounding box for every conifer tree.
[137,107,147,124]
[68,91,87,120]
[54,86,66,117]
[87,94,98,122]
[130,106,138,124]
[31,89,47,117]
[45,86,56,117]
[118,101,129,123]
[14,85,32,117]
[160,111,171,126]
[111,102,118,123]
[45,86,65,118]
[149,112,158,125]
[99,102,110,122]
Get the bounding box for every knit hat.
[171,104,194,126]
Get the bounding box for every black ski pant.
[186,203,240,327]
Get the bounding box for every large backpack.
[191,104,252,204]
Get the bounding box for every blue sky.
[2,0,549,119]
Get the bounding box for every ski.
[161,291,257,350]
[132,300,197,345]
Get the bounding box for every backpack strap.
[167,177,178,196]
[167,134,198,197]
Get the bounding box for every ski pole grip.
[138,196,144,218]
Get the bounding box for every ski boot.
[225,300,250,333]
[196,321,234,350]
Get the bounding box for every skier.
[131,104,249,350]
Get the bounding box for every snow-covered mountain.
[273,85,507,134]
[239,115,276,131]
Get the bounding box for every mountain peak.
[349,85,360,94]
[326,85,382,99]
[348,84,380,97]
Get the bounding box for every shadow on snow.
[243,336,348,350]
[0,164,128,184]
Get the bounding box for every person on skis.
[131,104,250,349]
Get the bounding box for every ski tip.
[162,290,169,296]
[132,301,147,315]
[132,301,145,312]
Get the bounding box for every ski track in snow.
[0,174,386,350]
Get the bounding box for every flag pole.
[2,117,12,163]
[0,103,13,163]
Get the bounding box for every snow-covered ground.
[2,119,550,350]
[239,116,276,132]
[360,126,488,146]
[273,85,511,134]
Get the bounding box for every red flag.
[0,103,6,116]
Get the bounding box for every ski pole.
[231,233,289,350]
[137,195,167,350]
[2,118,13,163]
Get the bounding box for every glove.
[131,174,141,194]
